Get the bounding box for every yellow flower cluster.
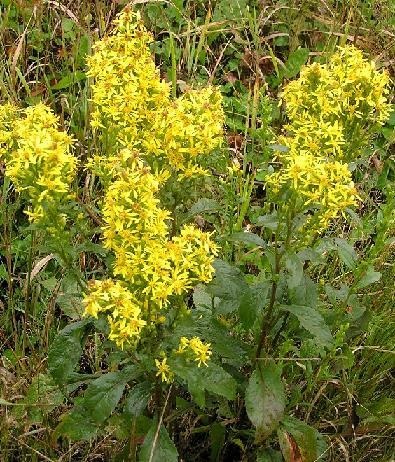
[86,9,224,176]
[83,279,146,349]
[86,10,170,146]
[282,45,391,163]
[0,103,76,231]
[177,336,212,367]
[101,150,218,311]
[268,46,391,232]
[269,151,358,228]
[82,9,222,350]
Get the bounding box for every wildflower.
[155,357,173,383]
[83,279,146,349]
[267,45,390,234]
[0,103,76,233]
[281,45,391,163]
[176,336,212,367]
[86,9,224,177]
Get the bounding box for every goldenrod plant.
[0,3,393,461]
[0,103,76,235]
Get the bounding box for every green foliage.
[139,419,179,462]
[246,365,286,443]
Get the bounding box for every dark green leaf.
[245,365,285,442]
[124,382,152,417]
[280,305,333,347]
[48,319,91,386]
[56,366,140,440]
[289,275,318,307]
[254,213,279,231]
[189,198,221,217]
[173,310,248,366]
[171,356,237,403]
[256,448,283,462]
[139,420,178,462]
[51,71,86,90]
[210,422,226,462]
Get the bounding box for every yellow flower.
[155,357,173,383]
[176,336,212,367]
[87,9,224,178]
[267,45,390,235]
[83,279,146,349]
[0,103,76,232]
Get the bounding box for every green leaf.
[254,213,279,231]
[334,238,357,269]
[56,276,84,319]
[289,275,318,307]
[208,260,249,314]
[285,253,304,290]
[356,266,381,289]
[256,448,283,462]
[245,365,285,442]
[51,71,86,90]
[279,416,320,462]
[124,382,152,417]
[139,420,178,462]
[171,356,237,403]
[282,48,309,79]
[189,198,221,217]
[56,366,140,441]
[280,305,333,347]
[213,0,248,22]
[210,422,226,462]
[24,374,64,424]
[173,310,248,366]
[48,319,91,386]
[228,232,266,248]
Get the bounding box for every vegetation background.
[0,0,394,461]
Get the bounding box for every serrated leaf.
[189,198,221,216]
[139,420,178,462]
[254,213,279,231]
[208,260,249,315]
[289,275,318,307]
[55,366,140,441]
[280,305,333,347]
[173,311,247,366]
[24,373,64,424]
[245,365,285,442]
[257,448,283,462]
[285,254,304,290]
[171,356,237,403]
[51,71,86,90]
[48,319,91,386]
[124,382,152,417]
